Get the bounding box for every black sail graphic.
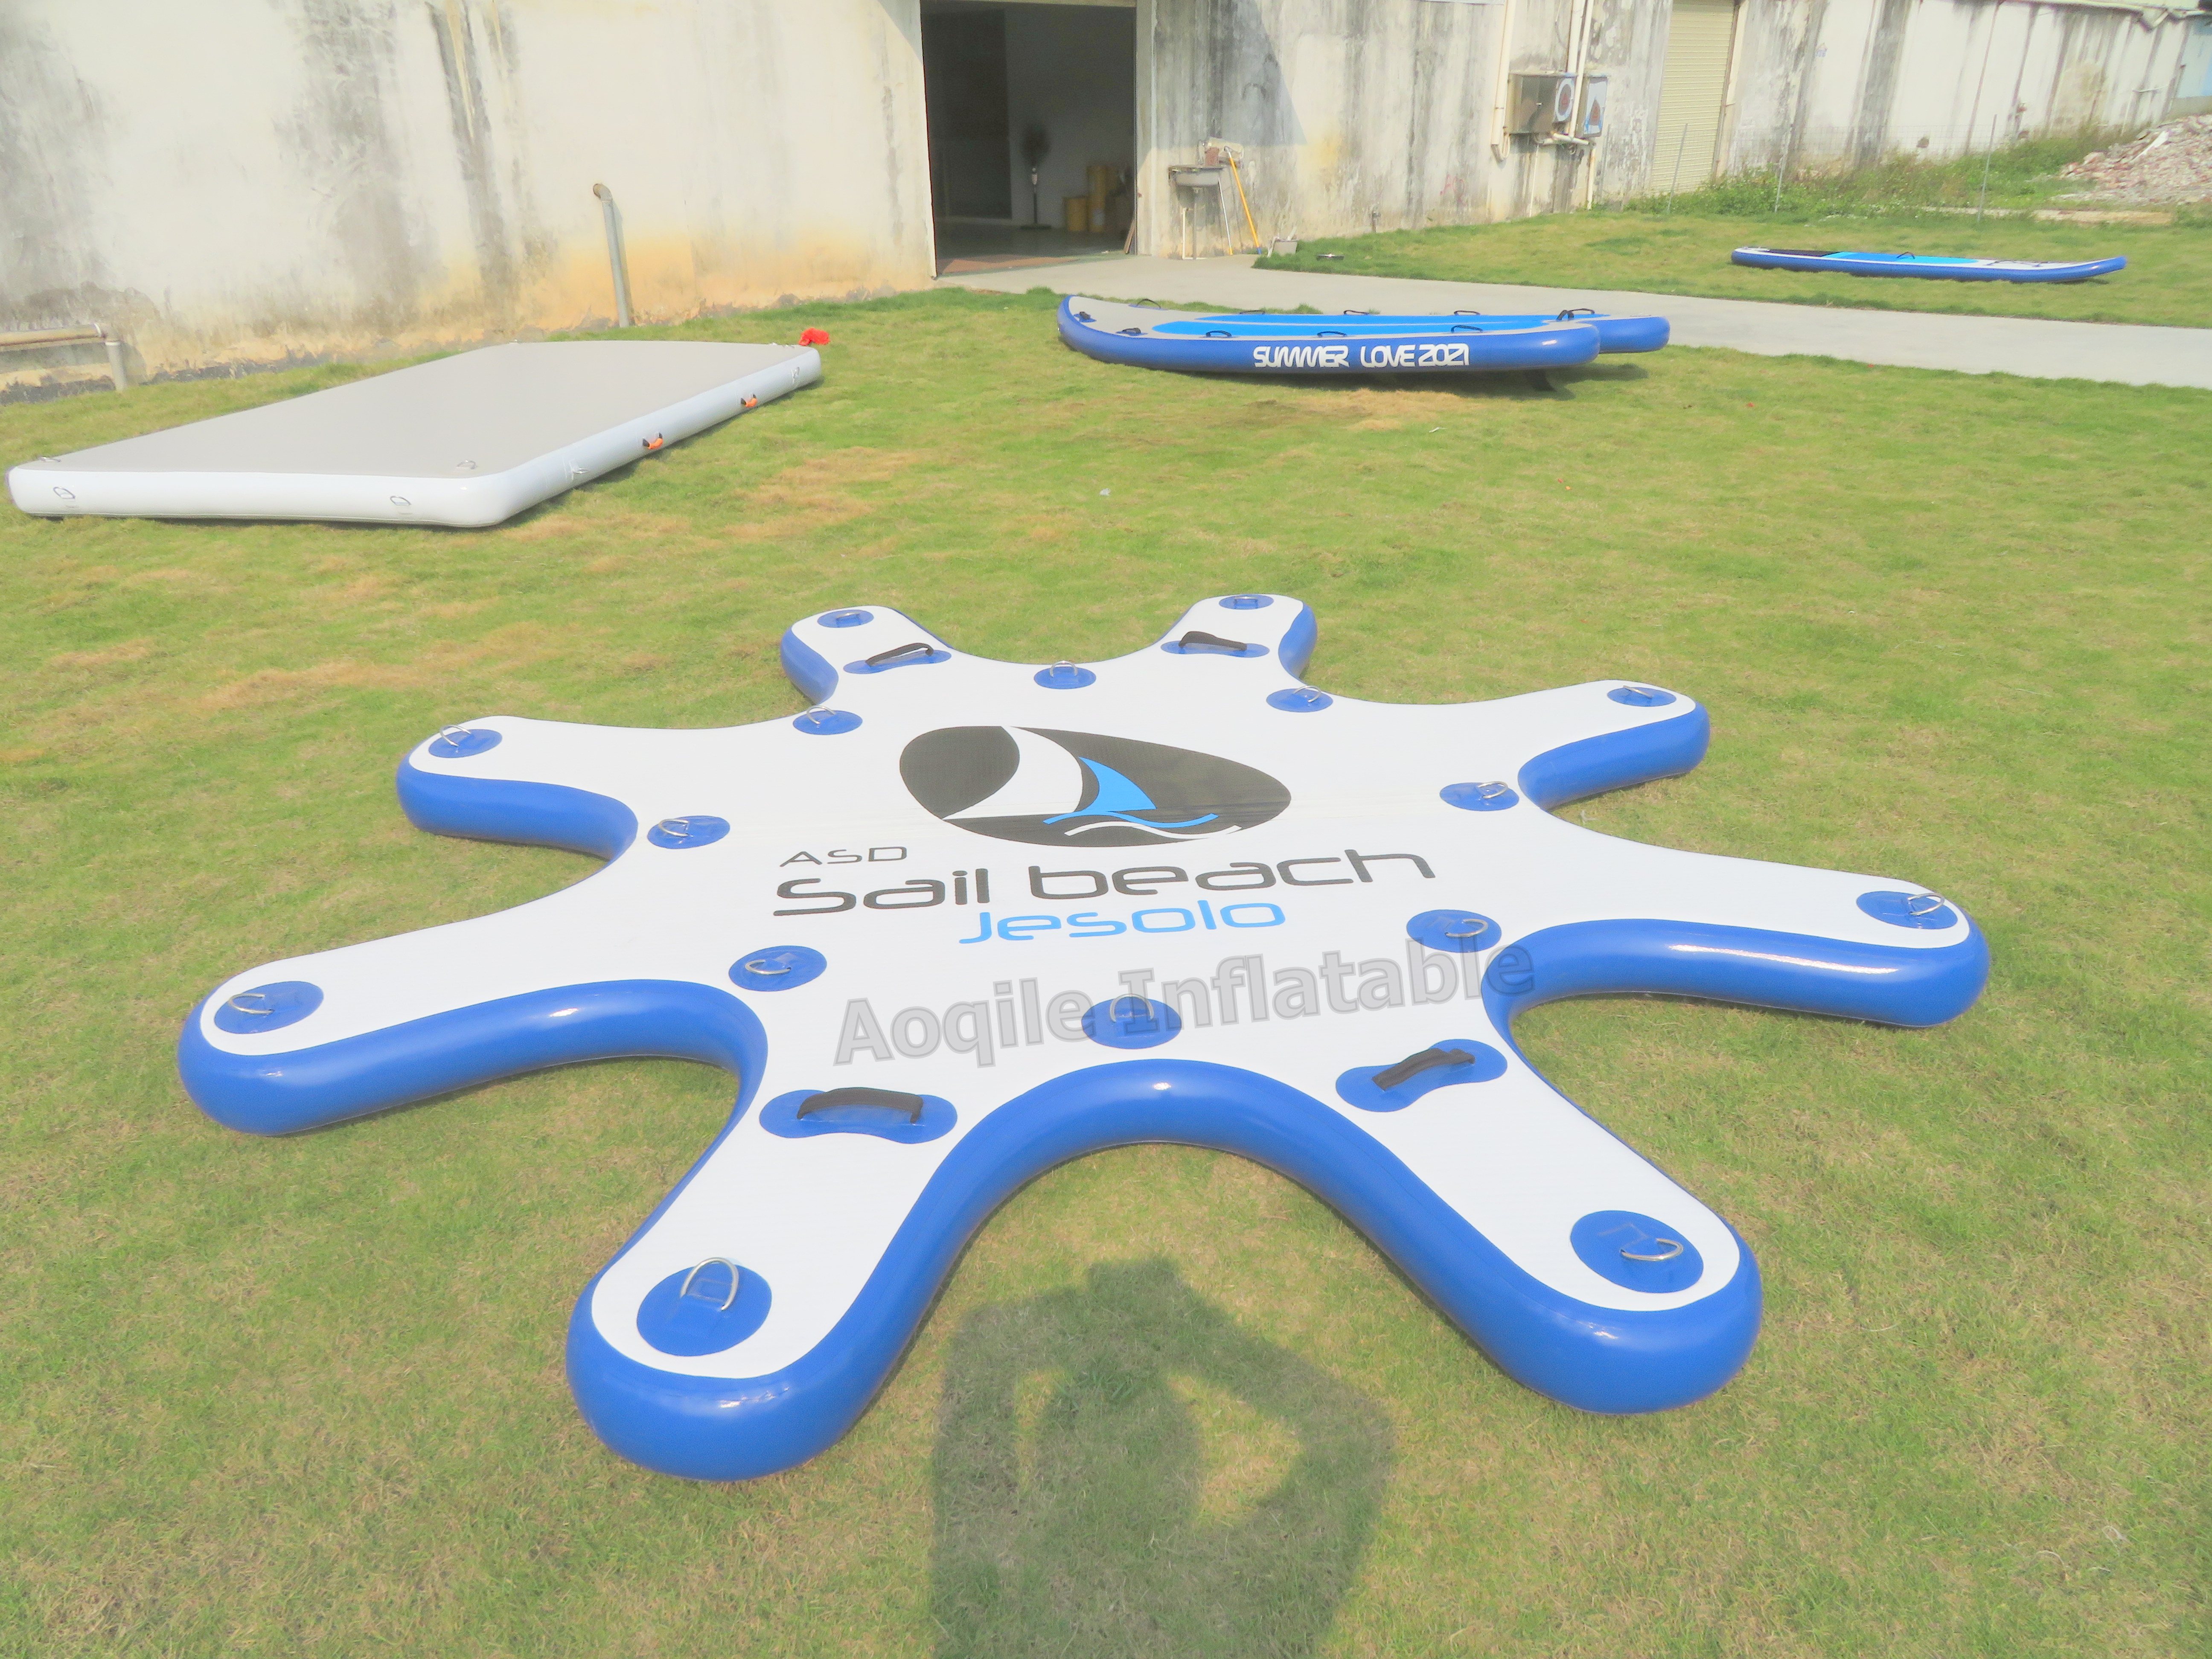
[899,727,1290,848]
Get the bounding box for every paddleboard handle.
[864,641,935,668]
[1371,1046,1482,1091]
[797,1087,927,1125]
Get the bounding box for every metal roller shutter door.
[1654,0,1738,188]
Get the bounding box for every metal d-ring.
[1621,1238,1685,1263]
[1474,781,1511,799]
[1442,918,1488,939]
[1112,996,1158,1030]
[803,709,831,727]
[740,957,792,977]
[658,817,693,838]
[678,1258,742,1311]
[438,724,474,745]
[1905,892,1948,917]
[227,991,275,1016]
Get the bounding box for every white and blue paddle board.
[1731,247,2125,284]
[1140,306,1668,355]
[1059,297,1601,376]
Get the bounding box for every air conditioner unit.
[1577,76,1610,138]
[1508,73,1578,136]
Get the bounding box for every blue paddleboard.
[1731,247,2125,283]
[1059,297,1605,376]
[1145,307,1668,354]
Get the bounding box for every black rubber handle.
[797,1087,926,1123]
[864,641,934,668]
[1176,630,1248,653]
[1371,1046,1477,1091]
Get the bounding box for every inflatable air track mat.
[8,340,821,527]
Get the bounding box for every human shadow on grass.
[930,1258,1392,1659]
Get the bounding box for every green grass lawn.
[3,289,2207,1656]
[1257,211,2212,330]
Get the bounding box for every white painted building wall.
[3,0,2201,396]
[2,0,936,393]
[1132,0,1640,254]
[1131,0,2200,255]
[1719,0,2199,175]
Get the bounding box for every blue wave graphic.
[1042,758,1219,831]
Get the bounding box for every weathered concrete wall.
[8,0,2186,391]
[1134,0,1680,252]
[1128,0,2197,248]
[1,0,936,391]
[1722,0,2197,174]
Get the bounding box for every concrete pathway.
[939,254,2212,391]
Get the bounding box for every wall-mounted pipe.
[1488,0,1522,161]
[0,323,128,390]
[591,183,633,329]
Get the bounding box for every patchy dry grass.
[0,288,2206,1656]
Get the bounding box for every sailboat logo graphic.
[899,726,1291,849]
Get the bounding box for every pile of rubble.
[2058,115,2212,204]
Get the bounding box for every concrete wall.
[1,0,937,393]
[2180,15,2212,116]
[5,0,2195,394]
[1135,0,1667,253]
[1719,0,2198,175]
[1129,0,2199,252]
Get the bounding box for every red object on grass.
[799,328,830,346]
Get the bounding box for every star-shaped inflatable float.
[181,595,1988,1480]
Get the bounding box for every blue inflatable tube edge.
[567,1057,1762,1481]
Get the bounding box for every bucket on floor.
[1064,196,1091,233]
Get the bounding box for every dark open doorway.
[920,1,1137,274]
[922,6,1012,219]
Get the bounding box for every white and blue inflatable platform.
[180,594,1988,1481]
